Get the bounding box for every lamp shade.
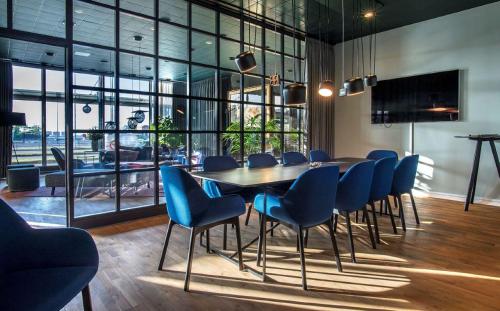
[364,74,378,87]
[235,51,256,73]
[318,80,335,97]
[284,83,306,106]
[0,112,26,127]
[346,77,365,96]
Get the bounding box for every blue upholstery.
[202,156,242,198]
[370,157,397,202]
[0,199,98,311]
[335,161,375,213]
[282,152,308,166]
[309,150,331,162]
[366,149,398,161]
[160,166,245,228]
[391,155,419,195]
[254,166,340,228]
[247,153,278,168]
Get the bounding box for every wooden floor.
[64,196,500,311]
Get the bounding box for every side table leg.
[465,141,482,211]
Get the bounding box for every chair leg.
[297,226,307,290]
[223,224,227,250]
[333,214,339,233]
[326,220,343,272]
[245,203,253,226]
[158,220,175,270]
[82,285,92,311]
[304,229,309,248]
[234,218,244,271]
[393,196,400,217]
[270,221,274,237]
[363,206,376,249]
[355,210,359,223]
[262,212,267,281]
[345,212,356,263]
[397,195,407,232]
[369,202,380,244]
[409,191,420,224]
[257,214,263,266]
[51,187,55,196]
[379,199,383,215]
[199,230,204,246]
[184,228,197,292]
[386,196,398,234]
[206,229,210,253]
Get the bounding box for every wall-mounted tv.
[371,70,460,124]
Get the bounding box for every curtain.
[191,76,217,156]
[0,59,13,178]
[306,38,336,157]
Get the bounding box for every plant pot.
[91,139,99,152]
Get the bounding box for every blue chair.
[366,149,398,161]
[158,166,245,291]
[368,157,399,242]
[333,161,376,263]
[0,199,98,311]
[391,155,420,232]
[253,166,342,290]
[309,149,331,162]
[283,151,308,166]
[247,153,279,168]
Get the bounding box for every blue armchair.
[253,166,342,290]
[0,199,98,311]
[158,166,245,291]
[282,151,308,166]
[309,149,331,162]
[391,155,420,231]
[368,157,399,242]
[334,161,376,263]
[366,149,398,161]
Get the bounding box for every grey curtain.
[191,76,217,156]
[0,59,13,178]
[306,38,336,157]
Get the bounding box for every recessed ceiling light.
[229,56,235,60]
[45,51,55,57]
[75,51,91,57]
[74,9,83,14]
[364,11,375,18]
[150,27,155,31]
[100,59,108,63]
[205,40,213,45]
[145,66,152,71]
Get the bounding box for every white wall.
[334,2,500,203]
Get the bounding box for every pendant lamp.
[318,80,335,97]
[364,0,378,87]
[235,1,259,73]
[346,0,364,96]
[318,0,334,97]
[338,0,347,97]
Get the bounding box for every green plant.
[156,116,184,149]
[86,127,104,141]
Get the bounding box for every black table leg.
[465,141,482,211]
[490,140,500,178]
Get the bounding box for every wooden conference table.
[191,157,368,280]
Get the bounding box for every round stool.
[7,167,40,192]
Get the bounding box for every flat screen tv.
[371,70,460,124]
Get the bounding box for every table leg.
[465,141,482,211]
[262,191,267,282]
[490,140,500,178]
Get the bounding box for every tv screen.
[371,70,460,124]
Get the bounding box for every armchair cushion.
[193,194,246,227]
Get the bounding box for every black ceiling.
[219,0,500,44]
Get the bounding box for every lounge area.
[1,0,499,310]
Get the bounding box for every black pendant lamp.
[346,76,364,95]
[338,0,348,97]
[284,0,306,106]
[82,103,92,113]
[364,0,378,87]
[132,109,147,123]
[319,80,335,97]
[318,0,334,97]
[235,1,258,73]
[346,0,365,96]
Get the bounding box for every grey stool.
[7,166,40,192]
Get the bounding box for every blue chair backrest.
[160,166,210,227]
[247,153,278,168]
[310,150,331,162]
[367,150,398,161]
[283,152,308,166]
[281,166,340,226]
[336,161,375,212]
[0,199,30,274]
[392,155,419,194]
[203,156,239,172]
[370,157,397,202]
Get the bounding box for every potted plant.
[86,127,104,152]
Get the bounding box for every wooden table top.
[191,157,368,188]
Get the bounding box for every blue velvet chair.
[368,157,399,242]
[253,166,342,290]
[391,155,420,232]
[309,149,331,162]
[0,199,98,311]
[158,166,245,291]
[282,151,308,166]
[333,161,376,263]
[366,149,398,161]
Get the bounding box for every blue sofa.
[0,199,99,310]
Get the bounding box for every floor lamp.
[0,112,26,164]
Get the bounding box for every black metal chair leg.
[333,213,339,233]
[158,220,175,270]
[355,210,359,223]
[200,230,203,246]
[245,203,252,225]
[369,202,380,243]
[262,212,267,281]
[270,221,274,236]
[256,214,263,266]
[223,224,227,250]
[386,196,398,234]
[297,226,307,290]
[345,212,356,263]
[409,191,420,224]
[363,206,376,249]
[379,199,383,215]
[82,285,92,311]
[304,229,309,248]
[326,220,343,272]
[393,195,400,217]
[234,219,244,271]
[296,234,300,252]
[184,228,197,292]
[206,229,210,253]
[397,195,406,231]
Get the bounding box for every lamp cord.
[292,0,297,83]
[341,0,345,82]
